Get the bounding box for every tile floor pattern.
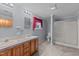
[34,41,79,56]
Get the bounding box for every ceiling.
[14,3,79,20]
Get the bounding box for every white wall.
[0,4,32,40]
[13,4,33,35]
[0,4,47,41]
[77,18,79,48]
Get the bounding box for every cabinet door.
[30,39,36,55]
[23,47,30,56]
[0,49,12,56]
[23,41,30,49]
[23,41,30,56]
[35,39,38,51]
[12,44,23,56]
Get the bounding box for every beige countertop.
[0,36,38,51]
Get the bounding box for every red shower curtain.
[33,16,42,30]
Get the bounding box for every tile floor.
[34,41,79,56]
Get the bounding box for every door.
[12,44,23,56]
[0,49,12,56]
[30,39,36,55]
[23,41,30,56]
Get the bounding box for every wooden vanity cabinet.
[12,41,31,56]
[0,49,12,56]
[0,38,38,56]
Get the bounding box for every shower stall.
[51,15,79,48]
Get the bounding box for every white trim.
[77,19,79,48]
[55,41,79,49]
[50,14,53,45]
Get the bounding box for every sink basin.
[0,42,5,45]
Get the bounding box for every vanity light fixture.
[1,3,14,8]
[24,9,31,16]
[0,18,13,27]
[24,9,28,14]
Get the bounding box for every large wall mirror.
[0,7,13,28]
[0,17,13,28]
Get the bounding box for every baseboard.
[55,41,78,49]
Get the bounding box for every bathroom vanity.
[0,36,38,56]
